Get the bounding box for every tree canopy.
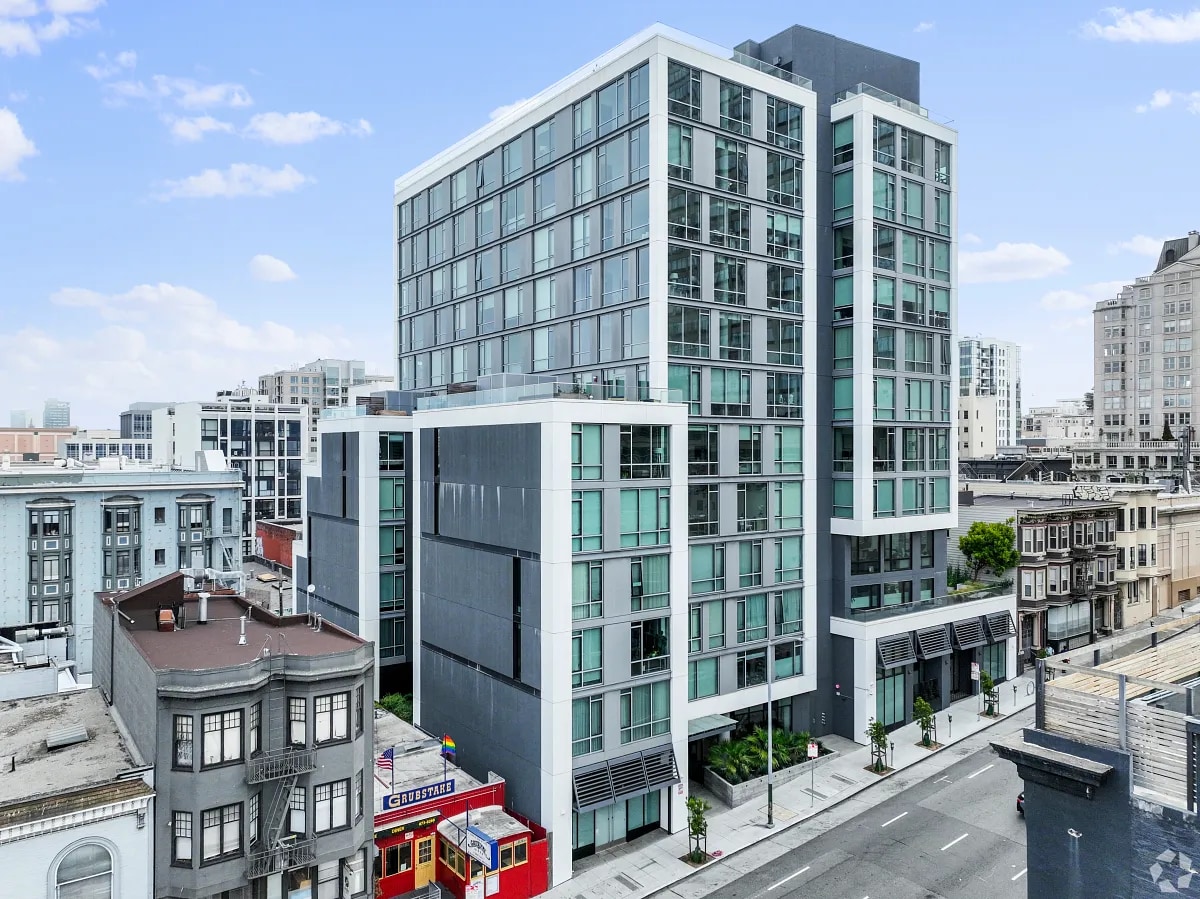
[959,518,1020,579]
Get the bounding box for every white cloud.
[1040,280,1127,311]
[489,98,531,121]
[104,74,252,109]
[0,0,39,16]
[7,90,28,102]
[959,241,1071,284]
[84,48,135,80]
[45,0,104,13]
[961,232,983,245]
[0,0,96,56]
[913,21,935,32]
[0,107,37,180]
[1083,6,1200,42]
[1108,234,1167,257]
[163,114,233,142]
[243,111,372,144]
[249,254,297,282]
[1133,88,1200,113]
[2,281,351,423]
[0,18,38,55]
[157,162,312,200]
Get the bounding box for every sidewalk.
[547,676,1036,899]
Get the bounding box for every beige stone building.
[0,426,77,461]
[1156,491,1200,611]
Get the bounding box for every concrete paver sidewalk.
[548,677,1037,899]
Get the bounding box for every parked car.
[1017,792,1025,816]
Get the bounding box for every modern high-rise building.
[258,359,388,457]
[958,336,1021,451]
[42,398,71,428]
[9,410,34,428]
[120,401,172,440]
[151,390,306,558]
[366,20,1004,882]
[1094,232,1200,446]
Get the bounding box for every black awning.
[915,624,952,659]
[572,745,680,813]
[952,617,987,650]
[985,612,1016,643]
[876,632,917,669]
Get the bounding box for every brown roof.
[102,572,364,671]
[0,778,152,829]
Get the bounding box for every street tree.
[959,518,1020,580]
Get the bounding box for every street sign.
[807,740,819,759]
[970,662,980,681]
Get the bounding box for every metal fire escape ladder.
[247,639,316,879]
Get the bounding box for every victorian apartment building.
[94,571,375,899]
[0,460,243,677]
[953,481,1161,665]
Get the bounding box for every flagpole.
[390,744,395,796]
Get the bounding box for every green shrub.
[377,693,413,723]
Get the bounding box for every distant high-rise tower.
[42,399,70,428]
[958,337,1022,451]
[9,410,34,428]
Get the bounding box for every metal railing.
[835,82,929,117]
[246,836,316,879]
[847,583,1012,622]
[246,747,317,784]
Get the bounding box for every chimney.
[1190,230,1199,251]
[197,592,210,625]
[238,616,247,646]
[315,614,323,632]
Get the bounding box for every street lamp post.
[766,646,775,828]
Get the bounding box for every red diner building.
[373,711,548,899]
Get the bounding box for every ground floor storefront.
[830,595,1019,742]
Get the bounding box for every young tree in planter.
[980,670,999,716]
[913,696,935,747]
[959,518,1020,581]
[686,795,711,863]
[866,718,889,773]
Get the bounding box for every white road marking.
[967,763,995,779]
[1012,868,1028,881]
[767,866,810,891]
[941,833,969,851]
[934,776,952,784]
[881,811,908,827]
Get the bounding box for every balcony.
[246,747,317,784]
[247,836,316,879]
[846,583,1011,624]
[1047,620,1091,641]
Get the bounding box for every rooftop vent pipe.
[197,592,210,625]
[238,616,247,646]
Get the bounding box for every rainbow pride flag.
[442,734,456,759]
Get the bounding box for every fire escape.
[246,648,318,880]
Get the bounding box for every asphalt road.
[701,743,1028,899]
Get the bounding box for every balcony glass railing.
[846,583,1011,623]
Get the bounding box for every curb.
[644,702,1034,898]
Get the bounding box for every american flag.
[377,747,394,771]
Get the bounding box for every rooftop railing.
[834,82,929,118]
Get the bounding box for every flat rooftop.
[438,805,530,843]
[0,689,144,808]
[374,710,485,815]
[966,494,1119,513]
[106,573,363,670]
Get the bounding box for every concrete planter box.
[703,750,840,807]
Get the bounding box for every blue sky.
[2,1,1199,425]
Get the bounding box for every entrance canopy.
[687,714,738,742]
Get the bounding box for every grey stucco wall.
[305,431,362,628]
[92,597,159,761]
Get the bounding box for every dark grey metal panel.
[877,632,917,669]
[952,617,986,649]
[421,540,526,680]
[915,624,952,659]
[419,647,543,824]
